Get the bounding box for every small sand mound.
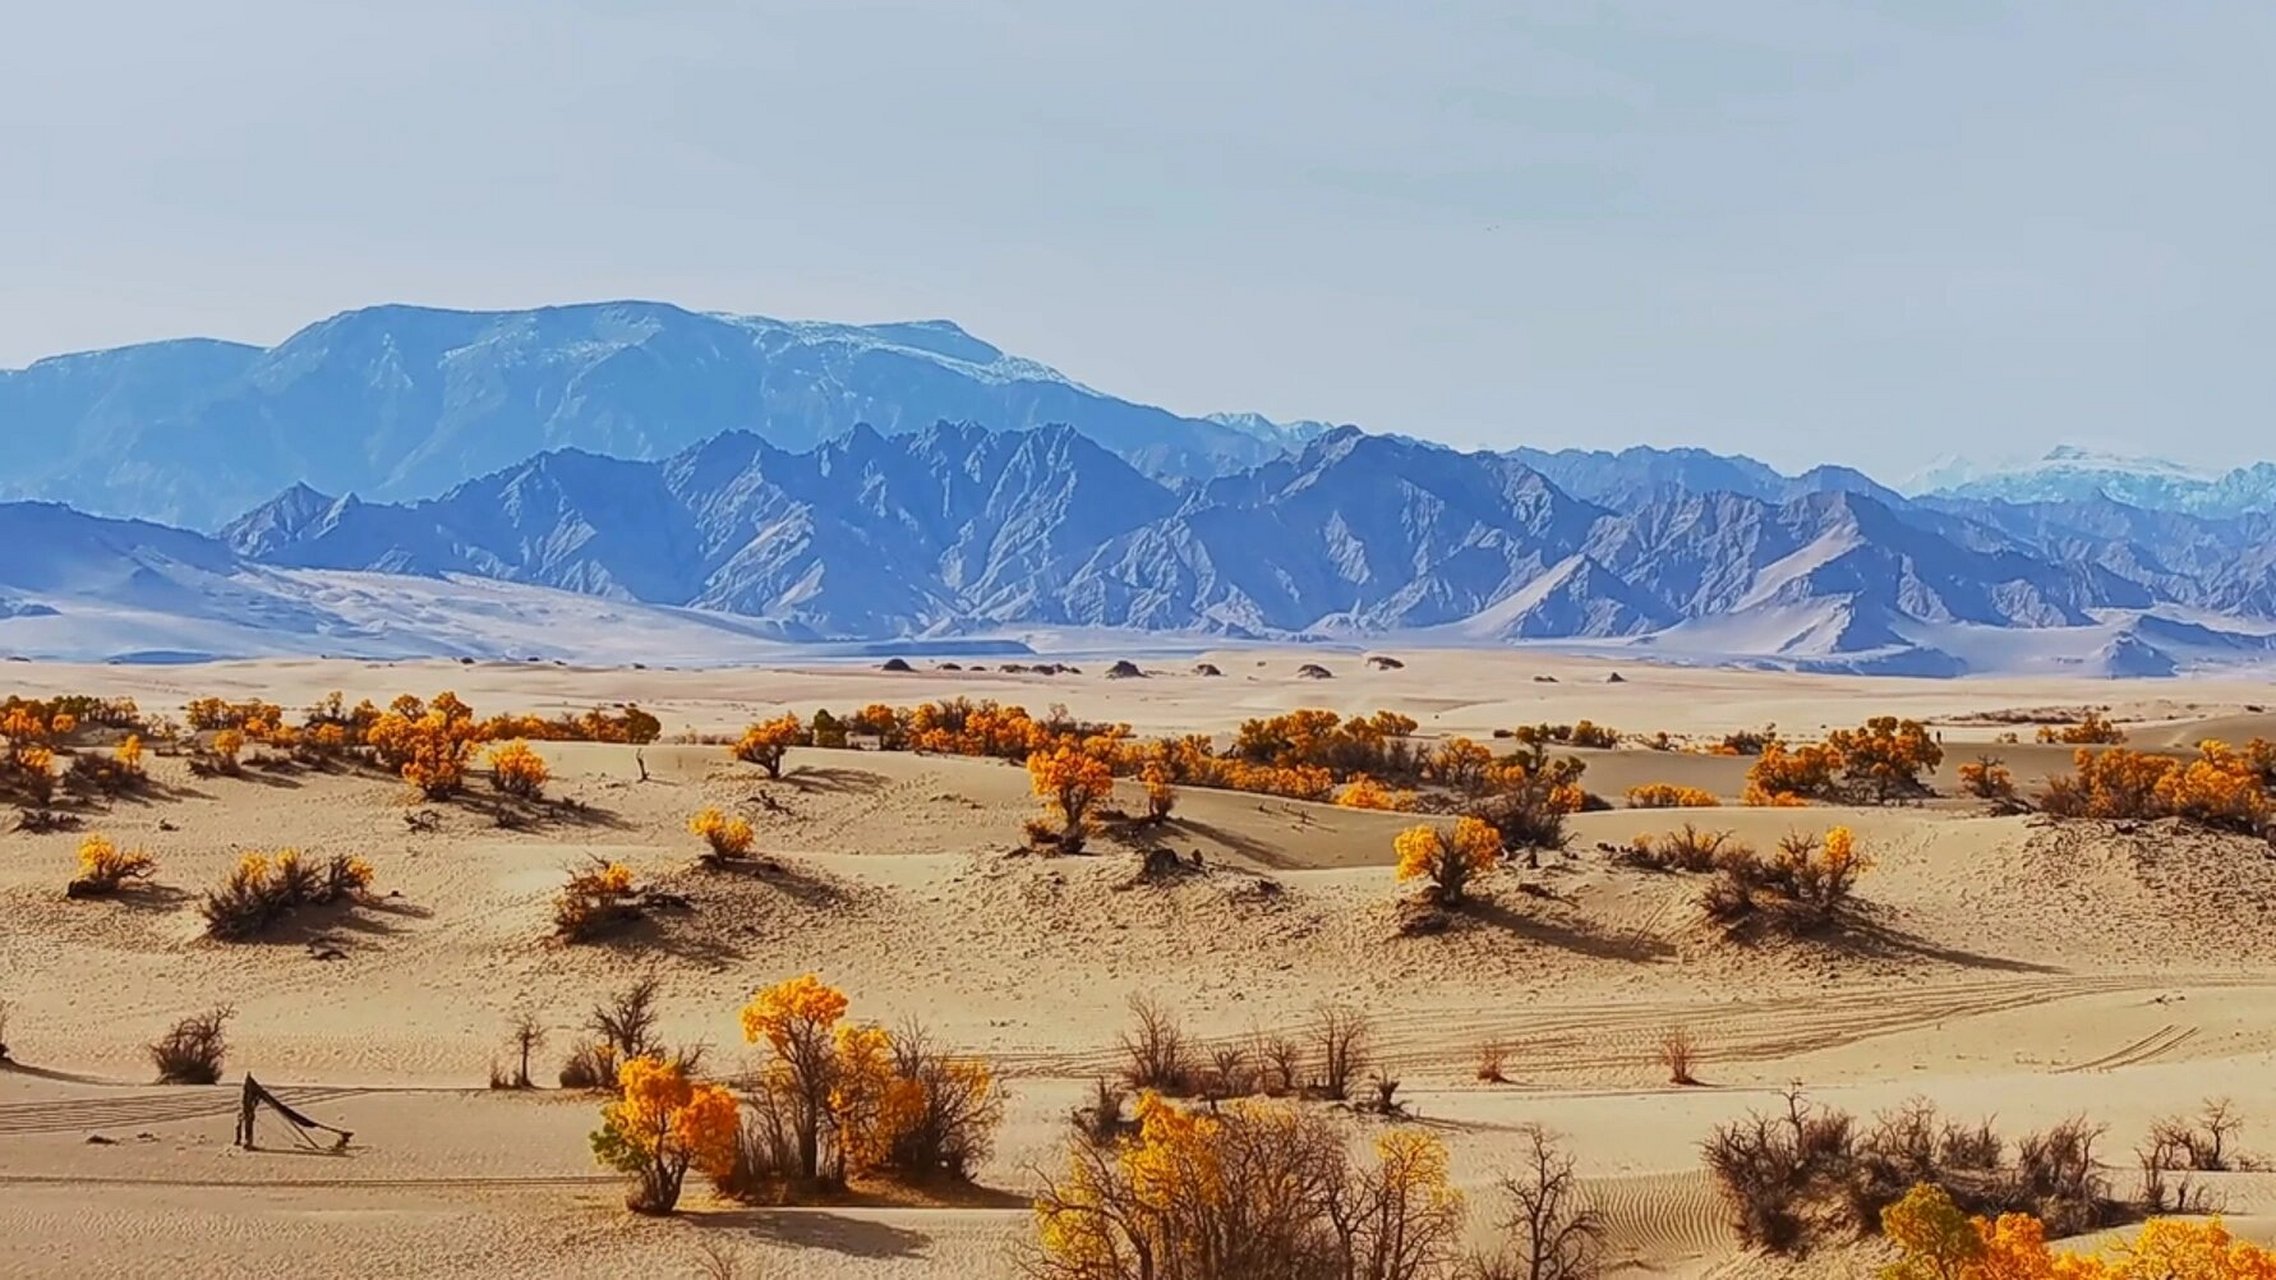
[1296,662,1333,679]
[1105,660,1146,679]
[1192,662,1223,677]
[1987,819,2276,967]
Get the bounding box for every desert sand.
[4,647,2275,1278]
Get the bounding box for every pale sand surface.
[3,648,2275,1278]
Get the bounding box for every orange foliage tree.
[732,713,807,778]
[1627,783,1720,809]
[366,692,484,800]
[1883,1182,2276,1280]
[1026,1094,1464,1280]
[1741,738,1841,806]
[1394,816,1503,909]
[740,974,849,1182]
[1028,743,1115,853]
[1824,716,1944,802]
[589,1054,741,1214]
[2038,711,2127,745]
[1956,756,2015,801]
[2039,742,2271,832]
[1337,775,1418,811]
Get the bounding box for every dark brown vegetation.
[149,1006,233,1084]
[1703,1087,2153,1256]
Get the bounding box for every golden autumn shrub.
[739,973,850,1184]
[1337,775,1418,811]
[1467,745,1587,853]
[485,739,549,800]
[1626,783,1720,809]
[2039,741,2270,832]
[1139,761,1176,821]
[1700,826,1869,935]
[1024,1094,1464,1280]
[590,1054,741,1214]
[69,834,157,896]
[201,849,372,939]
[1741,738,1840,806]
[2037,711,2127,745]
[554,860,639,941]
[1883,1182,2276,1280]
[1956,755,2016,801]
[731,713,806,778]
[1394,816,1502,909]
[689,807,755,862]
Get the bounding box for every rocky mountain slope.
[207,424,2276,674]
[0,302,1286,528]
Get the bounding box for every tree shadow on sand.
[1459,895,1679,965]
[778,765,891,796]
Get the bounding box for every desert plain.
[2,647,2274,1279]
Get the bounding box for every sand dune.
[4,649,2275,1277]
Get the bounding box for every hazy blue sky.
[4,2,2269,477]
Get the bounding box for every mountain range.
[4,302,2274,675]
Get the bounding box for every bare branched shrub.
[1476,1040,1510,1084]
[1202,1043,1253,1103]
[1257,1033,1302,1097]
[1659,1028,1699,1085]
[1070,1078,1133,1149]
[1700,1084,1855,1255]
[1307,1003,1371,1102]
[1119,994,1192,1094]
[2144,1098,2247,1173]
[150,1006,233,1084]
[560,975,670,1088]
[1621,825,1735,873]
[1473,1124,1605,1280]
[504,1010,546,1089]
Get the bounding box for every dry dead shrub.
[1256,1032,1302,1097]
[1069,1078,1134,1148]
[1622,824,1735,873]
[1701,1085,1855,1255]
[1201,1043,1253,1102]
[1477,1040,1510,1084]
[1473,1124,1605,1280]
[1309,1002,1372,1101]
[1660,1028,1700,1085]
[1118,994,1192,1094]
[2143,1098,2248,1173]
[559,975,682,1088]
[150,1005,233,1084]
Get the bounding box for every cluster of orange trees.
[0,702,69,804]
[179,689,647,800]
[2039,740,2275,832]
[587,974,1002,1215]
[731,701,1593,851]
[2036,710,2127,745]
[1627,783,1719,809]
[1883,1185,2275,1279]
[1738,716,1943,806]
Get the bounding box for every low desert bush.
[1699,827,1868,937]
[1476,1040,1510,1084]
[689,807,755,863]
[150,1005,233,1084]
[62,743,147,800]
[486,739,549,799]
[201,850,372,939]
[553,858,641,941]
[1956,754,2016,801]
[1660,1028,1700,1085]
[1626,783,1720,809]
[2037,710,2126,744]
[1467,746,1586,854]
[68,834,157,897]
[1621,824,1736,873]
[2039,741,2269,832]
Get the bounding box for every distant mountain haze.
[5,302,2276,675]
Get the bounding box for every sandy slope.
[3,649,2275,1278]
